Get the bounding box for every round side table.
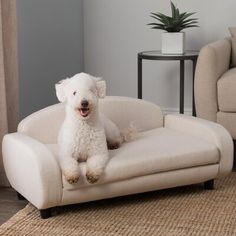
[137,50,199,116]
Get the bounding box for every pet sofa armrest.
[165,114,233,177]
[2,133,62,209]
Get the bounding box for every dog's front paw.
[65,174,80,184]
[86,171,100,184]
[63,168,80,184]
[62,159,80,184]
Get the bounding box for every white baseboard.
[162,107,192,116]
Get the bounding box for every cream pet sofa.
[2,97,233,219]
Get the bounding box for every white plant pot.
[161,32,185,54]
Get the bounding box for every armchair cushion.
[218,68,236,112]
[46,127,219,190]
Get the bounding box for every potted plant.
[148,1,198,54]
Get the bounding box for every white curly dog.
[55,73,134,184]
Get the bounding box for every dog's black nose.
[81,100,89,108]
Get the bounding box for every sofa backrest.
[18,96,163,143]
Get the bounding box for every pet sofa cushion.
[229,27,236,67]
[218,68,236,112]
[46,127,219,191]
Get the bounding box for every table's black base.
[137,50,198,116]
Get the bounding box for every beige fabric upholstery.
[2,97,233,210]
[2,133,62,209]
[62,165,219,206]
[229,27,236,66]
[195,37,236,139]
[195,39,231,121]
[18,96,163,143]
[18,103,65,144]
[46,127,219,190]
[217,112,236,138]
[99,96,163,131]
[218,68,236,112]
[165,114,233,177]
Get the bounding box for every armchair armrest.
[165,114,233,177]
[195,39,231,121]
[2,133,62,209]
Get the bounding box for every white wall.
[17,0,84,118]
[83,0,236,112]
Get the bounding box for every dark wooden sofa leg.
[17,192,26,200]
[40,208,52,219]
[204,179,214,190]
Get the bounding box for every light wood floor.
[0,188,27,226]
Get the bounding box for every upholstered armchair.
[195,29,236,145]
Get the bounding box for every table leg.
[192,59,197,116]
[180,60,185,114]
[138,57,142,99]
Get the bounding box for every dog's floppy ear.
[92,76,106,98]
[55,79,69,102]
[96,80,106,98]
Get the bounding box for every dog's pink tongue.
[80,109,88,117]
[81,110,86,115]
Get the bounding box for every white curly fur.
[55,73,129,184]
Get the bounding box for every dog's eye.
[73,91,77,96]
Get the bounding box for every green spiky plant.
[148,1,199,32]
